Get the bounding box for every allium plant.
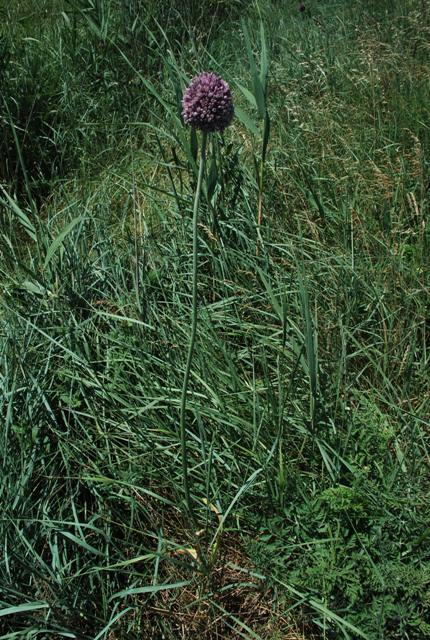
[179,73,234,525]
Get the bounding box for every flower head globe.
[182,72,234,133]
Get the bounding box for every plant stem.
[180,130,208,524]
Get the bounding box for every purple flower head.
[298,2,306,11]
[182,72,234,133]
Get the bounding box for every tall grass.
[1,0,429,638]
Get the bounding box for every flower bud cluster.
[182,72,234,133]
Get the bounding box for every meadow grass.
[1,0,429,638]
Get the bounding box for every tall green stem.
[180,131,208,523]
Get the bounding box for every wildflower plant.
[179,72,234,525]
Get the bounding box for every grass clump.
[1,0,430,638]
